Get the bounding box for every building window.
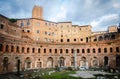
[81,39,83,41]
[110,47,113,53]
[98,48,101,53]
[0,24,4,29]
[32,48,35,53]
[16,46,19,53]
[116,47,119,52]
[27,48,30,53]
[22,47,24,53]
[11,46,14,52]
[44,49,46,53]
[61,39,63,42]
[74,39,76,42]
[5,45,9,52]
[71,49,74,53]
[87,49,90,53]
[49,49,52,53]
[67,39,70,42]
[55,49,57,53]
[60,49,63,54]
[0,44,3,51]
[36,30,40,34]
[27,30,30,33]
[27,22,30,26]
[93,48,95,53]
[38,48,40,53]
[77,49,79,53]
[82,49,85,53]
[104,48,107,53]
[66,49,68,53]
[20,22,24,27]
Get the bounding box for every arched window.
[87,49,90,53]
[38,48,40,53]
[116,47,119,52]
[5,45,9,52]
[66,49,68,53]
[71,49,74,53]
[77,49,79,53]
[11,46,14,52]
[27,48,29,53]
[86,37,88,42]
[104,35,109,40]
[98,36,103,41]
[67,39,70,42]
[49,49,52,53]
[60,49,63,54]
[98,48,101,53]
[32,48,35,53]
[55,49,57,53]
[22,47,24,53]
[0,24,4,29]
[104,56,109,66]
[111,34,115,39]
[93,48,95,53]
[0,44,3,51]
[61,39,63,42]
[82,49,85,53]
[110,47,113,53]
[20,22,24,27]
[44,49,46,53]
[104,48,107,53]
[16,46,19,53]
[74,39,76,42]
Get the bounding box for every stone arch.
[98,36,103,41]
[2,57,9,72]
[47,57,53,68]
[25,57,32,69]
[116,56,120,67]
[59,57,65,67]
[92,57,98,67]
[80,57,88,68]
[71,57,74,66]
[36,58,42,68]
[0,43,3,51]
[104,56,109,66]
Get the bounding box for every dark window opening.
[55,49,57,53]
[67,39,70,42]
[32,48,35,53]
[11,46,14,52]
[27,48,29,53]
[44,49,46,53]
[93,48,95,53]
[82,49,85,53]
[98,48,101,53]
[16,46,19,53]
[110,48,113,53]
[104,48,107,53]
[60,49,63,53]
[74,39,76,42]
[49,49,52,53]
[116,47,119,52]
[71,49,74,53]
[66,49,68,53]
[38,48,40,53]
[5,45,9,52]
[0,44,3,51]
[61,39,63,42]
[22,47,24,53]
[87,49,90,53]
[77,49,79,53]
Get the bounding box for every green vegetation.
[42,71,78,79]
[9,18,17,23]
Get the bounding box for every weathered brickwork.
[0,6,120,74]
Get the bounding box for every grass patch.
[42,70,79,79]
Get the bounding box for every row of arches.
[93,33,116,42]
[2,56,120,72]
[0,44,119,54]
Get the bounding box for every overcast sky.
[0,0,120,31]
